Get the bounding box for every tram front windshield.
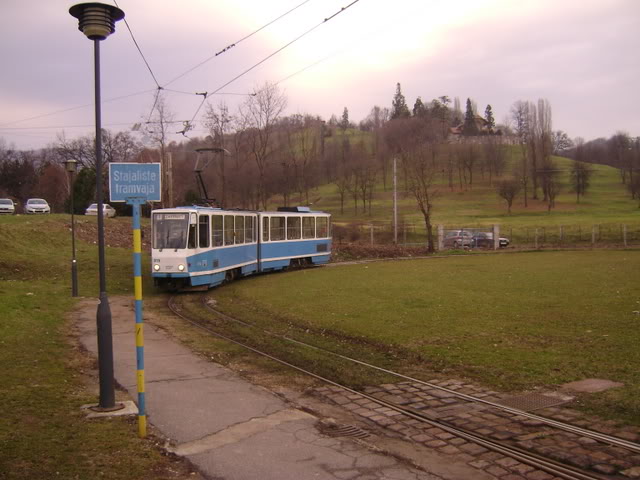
[153,213,189,249]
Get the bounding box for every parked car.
[471,232,510,248]
[0,198,16,214]
[25,198,50,214]
[85,203,117,218]
[443,230,474,249]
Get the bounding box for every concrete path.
[75,297,444,480]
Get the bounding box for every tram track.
[167,294,639,480]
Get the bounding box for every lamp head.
[64,159,78,173]
[69,2,125,40]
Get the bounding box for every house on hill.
[450,114,500,137]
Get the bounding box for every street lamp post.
[69,2,125,411]
[64,159,79,297]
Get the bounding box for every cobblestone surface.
[314,380,640,479]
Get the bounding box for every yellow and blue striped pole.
[131,199,146,438]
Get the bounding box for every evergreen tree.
[413,97,427,117]
[484,104,495,130]
[340,107,350,131]
[462,98,479,136]
[391,83,410,120]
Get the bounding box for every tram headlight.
[178,264,185,272]
[153,264,160,271]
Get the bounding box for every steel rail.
[167,296,610,480]
[198,295,640,454]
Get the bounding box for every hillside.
[307,138,639,230]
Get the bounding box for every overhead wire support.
[185,0,362,130]
[163,0,316,88]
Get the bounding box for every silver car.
[85,203,117,218]
[0,198,15,214]
[25,198,51,214]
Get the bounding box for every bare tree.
[570,160,593,203]
[496,179,521,214]
[145,92,175,208]
[204,101,233,206]
[510,100,530,207]
[240,82,287,209]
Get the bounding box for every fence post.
[437,224,444,251]
[370,224,374,245]
[535,228,539,249]
[559,225,563,245]
[623,224,628,247]
[592,225,596,246]
[493,224,499,250]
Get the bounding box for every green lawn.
[211,250,640,424]
[0,215,187,479]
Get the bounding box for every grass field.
[0,215,190,480]
[210,250,640,425]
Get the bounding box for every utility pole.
[393,157,398,244]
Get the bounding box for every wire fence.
[332,222,640,250]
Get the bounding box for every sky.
[1,0,639,150]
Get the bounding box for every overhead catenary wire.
[0,89,155,129]
[163,0,316,88]
[113,0,161,89]
[182,0,362,135]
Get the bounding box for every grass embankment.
[0,215,189,480]
[208,251,640,425]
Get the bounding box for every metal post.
[70,171,78,297]
[535,228,539,249]
[131,199,146,437]
[94,39,116,410]
[623,224,628,247]
[393,157,398,244]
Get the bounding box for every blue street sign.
[109,163,162,203]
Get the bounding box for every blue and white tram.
[151,206,331,290]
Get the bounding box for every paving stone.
[468,459,491,469]
[496,457,520,468]
[511,463,535,475]
[425,440,447,448]
[592,464,617,475]
[618,431,640,442]
[485,465,509,477]
[410,434,433,443]
[525,471,554,480]
[621,466,640,478]
[502,475,526,480]
[438,445,460,455]
[435,432,456,440]
[459,443,489,455]
[449,438,466,446]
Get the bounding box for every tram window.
[270,216,285,241]
[224,215,235,245]
[316,217,328,238]
[235,216,244,244]
[287,216,301,240]
[198,215,210,248]
[262,217,269,242]
[246,216,255,243]
[302,217,315,239]
[188,224,197,248]
[212,215,223,247]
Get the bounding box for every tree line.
[0,81,636,226]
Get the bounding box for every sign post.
[109,162,161,438]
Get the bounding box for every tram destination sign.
[109,163,161,203]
